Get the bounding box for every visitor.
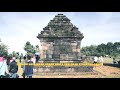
[24,55,34,78]
[113,58,117,64]
[19,56,22,63]
[31,55,36,64]
[100,56,104,66]
[36,55,40,63]
[21,55,27,78]
[9,57,19,78]
[93,55,98,64]
[23,55,27,60]
[35,55,40,72]
[0,55,9,78]
[6,56,11,66]
[31,55,36,72]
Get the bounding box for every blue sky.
[0,12,120,54]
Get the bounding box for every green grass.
[103,57,113,64]
[105,75,120,78]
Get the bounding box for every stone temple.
[37,14,84,61]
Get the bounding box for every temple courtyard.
[17,57,120,78]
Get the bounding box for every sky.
[0,12,120,54]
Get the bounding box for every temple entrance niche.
[37,14,84,61]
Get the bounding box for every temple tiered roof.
[37,14,84,39]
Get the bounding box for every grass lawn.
[103,57,113,63]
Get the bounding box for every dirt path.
[94,65,120,78]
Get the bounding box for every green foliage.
[16,52,19,56]
[0,42,8,59]
[20,53,23,58]
[35,45,39,53]
[11,51,20,59]
[8,54,12,58]
[24,41,39,55]
[24,41,35,54]
[81,45,97,56]
[27,53,33,56]
[12,51,16,57]
[81,42,120,58]
[16,52,19,59]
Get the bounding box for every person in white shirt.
[0,56,9,78]
[100,56,104,66]
[93,55,98,64]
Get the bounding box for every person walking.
[21,55,27,78]
[19,56,22,63]
[0,55,9,78]
[24,55,34,78]
[31,55,36,64]
[6,56,11,66]
[31,55,36,72]
[100,56,104,66]
[36,55,40,63]
[93,55,98,64]
[9,57,19,78]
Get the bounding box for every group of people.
[0,54,40,78]
[93,55,104,66]
[0,55,18,78]
[21,54,40,78]
[21,55,34,78]
[21,54,38,78]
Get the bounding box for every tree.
[16,52,19,56]
[114,42,120,53]
[88,45,97,56]
[12,51,16,57]
[97,43,106,56]
[35,45,39,52]
[81,45,97,56]
[8,53,12,58]
[16,52,20,59]
[24,41,35,54]
[20,53,23,58]
[81,42,120,58]
[0,41,8,58]
[106,42,113,55]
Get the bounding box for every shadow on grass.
[104,63,120,68]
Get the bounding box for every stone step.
[34,72,98,76]
[33,66,94,73]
